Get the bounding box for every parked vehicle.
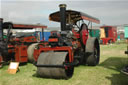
[33,4,100,79]
[100,26,117,44]
[0,19,47,68]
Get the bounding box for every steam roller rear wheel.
[27,43,38,63]
[85,37,100,66]
[36,52,74,79]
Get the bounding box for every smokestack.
[59,4,66,31]
[0,18,3,41]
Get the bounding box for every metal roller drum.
[37,52,74,79]
[27,43,38,63]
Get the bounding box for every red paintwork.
[100,26,117,44]
[6,36,38,63]
[0,22,47,67]
[72,28,89,45]
[20,36,37,42]
[4,36,37,63]
[33,27,89,63]
[81,16,100,24]
[72,29,80,38]
[13,24,47,29]
[49,38,58,42]
[34,46,74,63]
[81,28,89,45]
[14,45,28,62]
[7,45,28,62]
[12,36,37,43]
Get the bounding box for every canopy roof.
[12,24,47,29]
[100,26,116,28]
[3,22,47,29]
[49,10,100,24]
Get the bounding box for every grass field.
[0,42,128,85]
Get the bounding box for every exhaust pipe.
[0,18,3,41]
[59,4,66,31]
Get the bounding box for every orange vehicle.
[33,4,100,79]
[100,26,117,44]
[0,19,47,68]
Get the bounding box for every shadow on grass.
[32,73,40,78]
[32,73,50,79]
[106,73,128,85]
[99,57,128,85]
[32,72,67,80]
[99,57,128,71]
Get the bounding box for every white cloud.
[1,1,128,27]
[2,0,128,1]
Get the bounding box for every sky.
[0,0,128,27]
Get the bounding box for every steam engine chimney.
[59,4,67,31]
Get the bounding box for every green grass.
[1,42,128,85]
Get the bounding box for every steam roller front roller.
[27,43,38,63]
[36,52,74,79]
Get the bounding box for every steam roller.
[0,17,47,68]
[34,4,100,79]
